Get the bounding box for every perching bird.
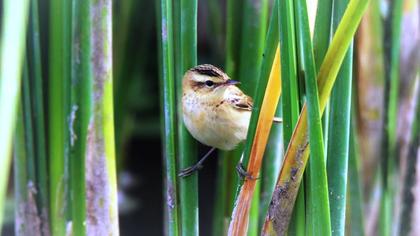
[179,64,282,177]
[179,64,253,177]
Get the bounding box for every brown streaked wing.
[226,89,253,111]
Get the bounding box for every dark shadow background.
[118,137,219,236]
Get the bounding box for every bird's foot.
[236,163,258,180]
[178,147,216,178]
[178,164,203,178]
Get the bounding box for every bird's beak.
[225,80,240,86]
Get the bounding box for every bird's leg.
[273,117,283,123]
[236,119,281,179]
[178,147,216,178]
[235,154,258,180]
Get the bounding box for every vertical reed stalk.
[279,0,299,147]
[70,0,91,234]
[157,0,179,234]
[312,0,332,155]
[346,100,365,236]
[0,0,30,231]
[176,1,199,235]
[237,0,269,95]
[49,0,72,234]
[313,0,332,71]
[28,0,49,232]
[14,104,30,235]
[326,0,354,234]
[84,0,119,235]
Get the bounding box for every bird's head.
[182,64,240,96]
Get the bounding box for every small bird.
[179,64,253,177]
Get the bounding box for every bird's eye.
[205,80,214,87]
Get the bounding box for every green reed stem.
[84,0,119,235]
[49,0,72,234]
[0,0,29,231]
[326,0,354,234]
[28,0,49,230]
[346,101,365,236]
[176,0,199,235]
[69,0,92,234]
[158,0,179,234]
